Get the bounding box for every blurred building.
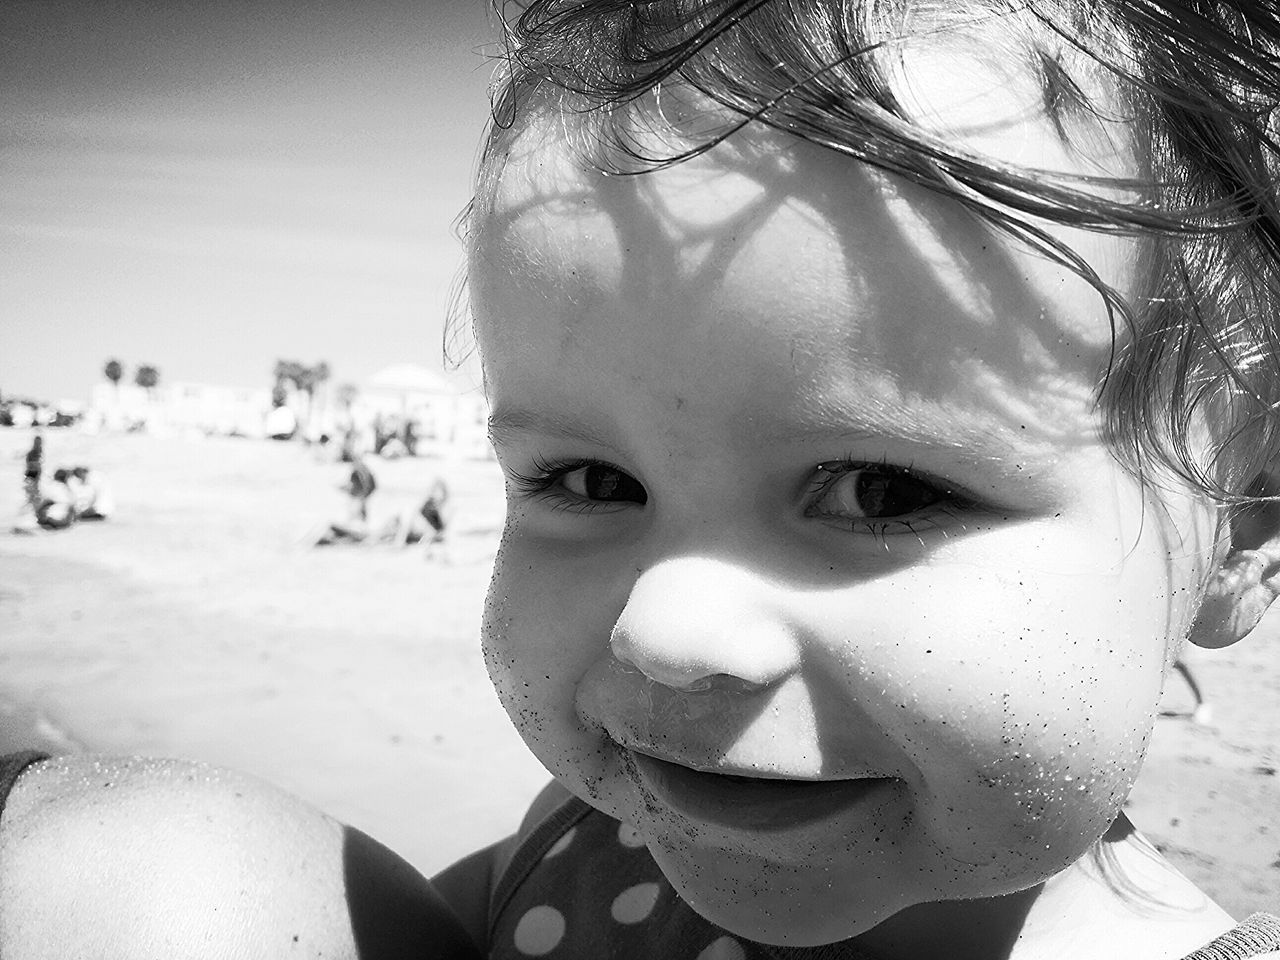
[352,363,491,460]
[85,367,492,459]
[88,381,271,438]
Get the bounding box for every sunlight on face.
[468,58,1216,948]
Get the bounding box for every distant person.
[418,477,448,549]
[381,477,450,557]
[1171,645,1214,725]
[34,468,75,531]
[70,466,115,521]
[23,434,43,488]
[312,456,377,546]
[58,466,85,510]
[12,434,44,534]
[22,434,44,508]
[345,456,377,523]
[378,436,409,460]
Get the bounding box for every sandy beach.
[0,428,548,876]
[0,428,1276,916]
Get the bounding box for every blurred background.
[0,0,1276,919]
[0,0,550,877]
[2,0,487,401]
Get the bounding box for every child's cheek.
[802,518,1173,876]
[481,518,630,800]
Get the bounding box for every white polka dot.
[616,821,645,848]
[610,882,660,924]
[696,936,748,960]
[544,826,577,859]
[513,905,566,956]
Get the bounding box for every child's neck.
[845,816,1235,960]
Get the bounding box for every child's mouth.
[626,750,896,832]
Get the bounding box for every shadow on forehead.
[476,112,1121,453]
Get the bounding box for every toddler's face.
[471,119,1216,945]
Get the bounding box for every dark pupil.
[855,470,939,517]
[585,465,646,503]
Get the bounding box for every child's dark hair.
[465,0,1280,504]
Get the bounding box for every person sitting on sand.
[415,478,449,544]
[313,456,377,546]
[34,469,75,531]
[69,466,114,521]
[378,477,450,556]
[378,436,409,460]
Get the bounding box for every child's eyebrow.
[780,398,1073,495]
[487,407,623,454]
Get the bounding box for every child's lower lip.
[628,751,895,832]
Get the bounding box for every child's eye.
[806,460,953,526]
[560,463,647,503]
[508,457,648,509]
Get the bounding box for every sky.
[0,0,497,402]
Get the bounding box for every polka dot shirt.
[486,795,875,960]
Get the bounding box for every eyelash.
[506,456,637,514]
[804,456,973,541]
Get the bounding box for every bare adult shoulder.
[0,755,480,959]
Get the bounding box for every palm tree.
[135,364,159,398]
[273,360,330,439]
[273,359,304,392]
[104,359,123,400]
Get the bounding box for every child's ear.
[1187,470,1280,649]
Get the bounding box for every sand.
[0,428,548,875]
[0,428,1276,917]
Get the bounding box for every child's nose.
[609,556,800,692]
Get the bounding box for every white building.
[86,365,492,458]
[89,381,272,438]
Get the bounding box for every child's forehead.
[470,8,1154,450]
[475,109,1140,357]
[476,143,1148,471]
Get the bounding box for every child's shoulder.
[0,752,479,959]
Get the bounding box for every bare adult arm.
[0,755,480,960]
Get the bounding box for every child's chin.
[686,890,891,949]
[650,842,904,949]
